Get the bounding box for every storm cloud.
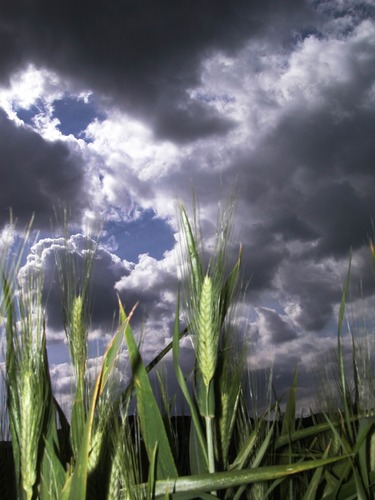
[0,0,374,412]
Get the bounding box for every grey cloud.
[232,61,375,271]
[296,297,336,332]
[118,10,375,341]
[314,0,375,26]
[0,109,88,228]
[259,307,298,344]
[153,100,236,144]
[269,111,375,183]
[303,181,373,258]
[242,240,287,292]
[264,213,319,243]
[278,260,342,331]
[0,0,316,143]
[346,245,375,299]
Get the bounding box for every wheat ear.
[197,275,217,388]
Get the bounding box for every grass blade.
[149,456,348,498]
[120,301,178,480]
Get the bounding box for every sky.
[0,0,375,415]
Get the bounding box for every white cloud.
[87,112,178,181]
[188,18,375,149]
[0,65,62,121]
[85,110,183,219]
[115,252,174,291]
[114,248,179,357]
[0,223,16,258]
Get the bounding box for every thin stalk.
[205,416,215,474]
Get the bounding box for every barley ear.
[70,295,86,378]
[70,295,86,457]
[197,275,216,389]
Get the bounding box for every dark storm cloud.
[303,181,374,258]
[314,0,375,25]
[243,237,288,292]
[349,246,375,299]
[259,307,298,344]
[235,72,375,265]
[0,0,374,415]
[0,109,87,227]
[153,100,235,144]
[0,0,316,143]
[263,212,318,243]
[278,259,343,331]
[232,89,375,332]
[229,81,375,334]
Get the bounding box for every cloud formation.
[0,1,374,412]
[0,109,89,227]
[0,0,317,142]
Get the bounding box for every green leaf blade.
[121,301,178,480]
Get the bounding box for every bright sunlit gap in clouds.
[0,0,375,414]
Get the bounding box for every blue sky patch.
[104,210,175,262]
[16,99,46,126]
[52,96,105,137]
